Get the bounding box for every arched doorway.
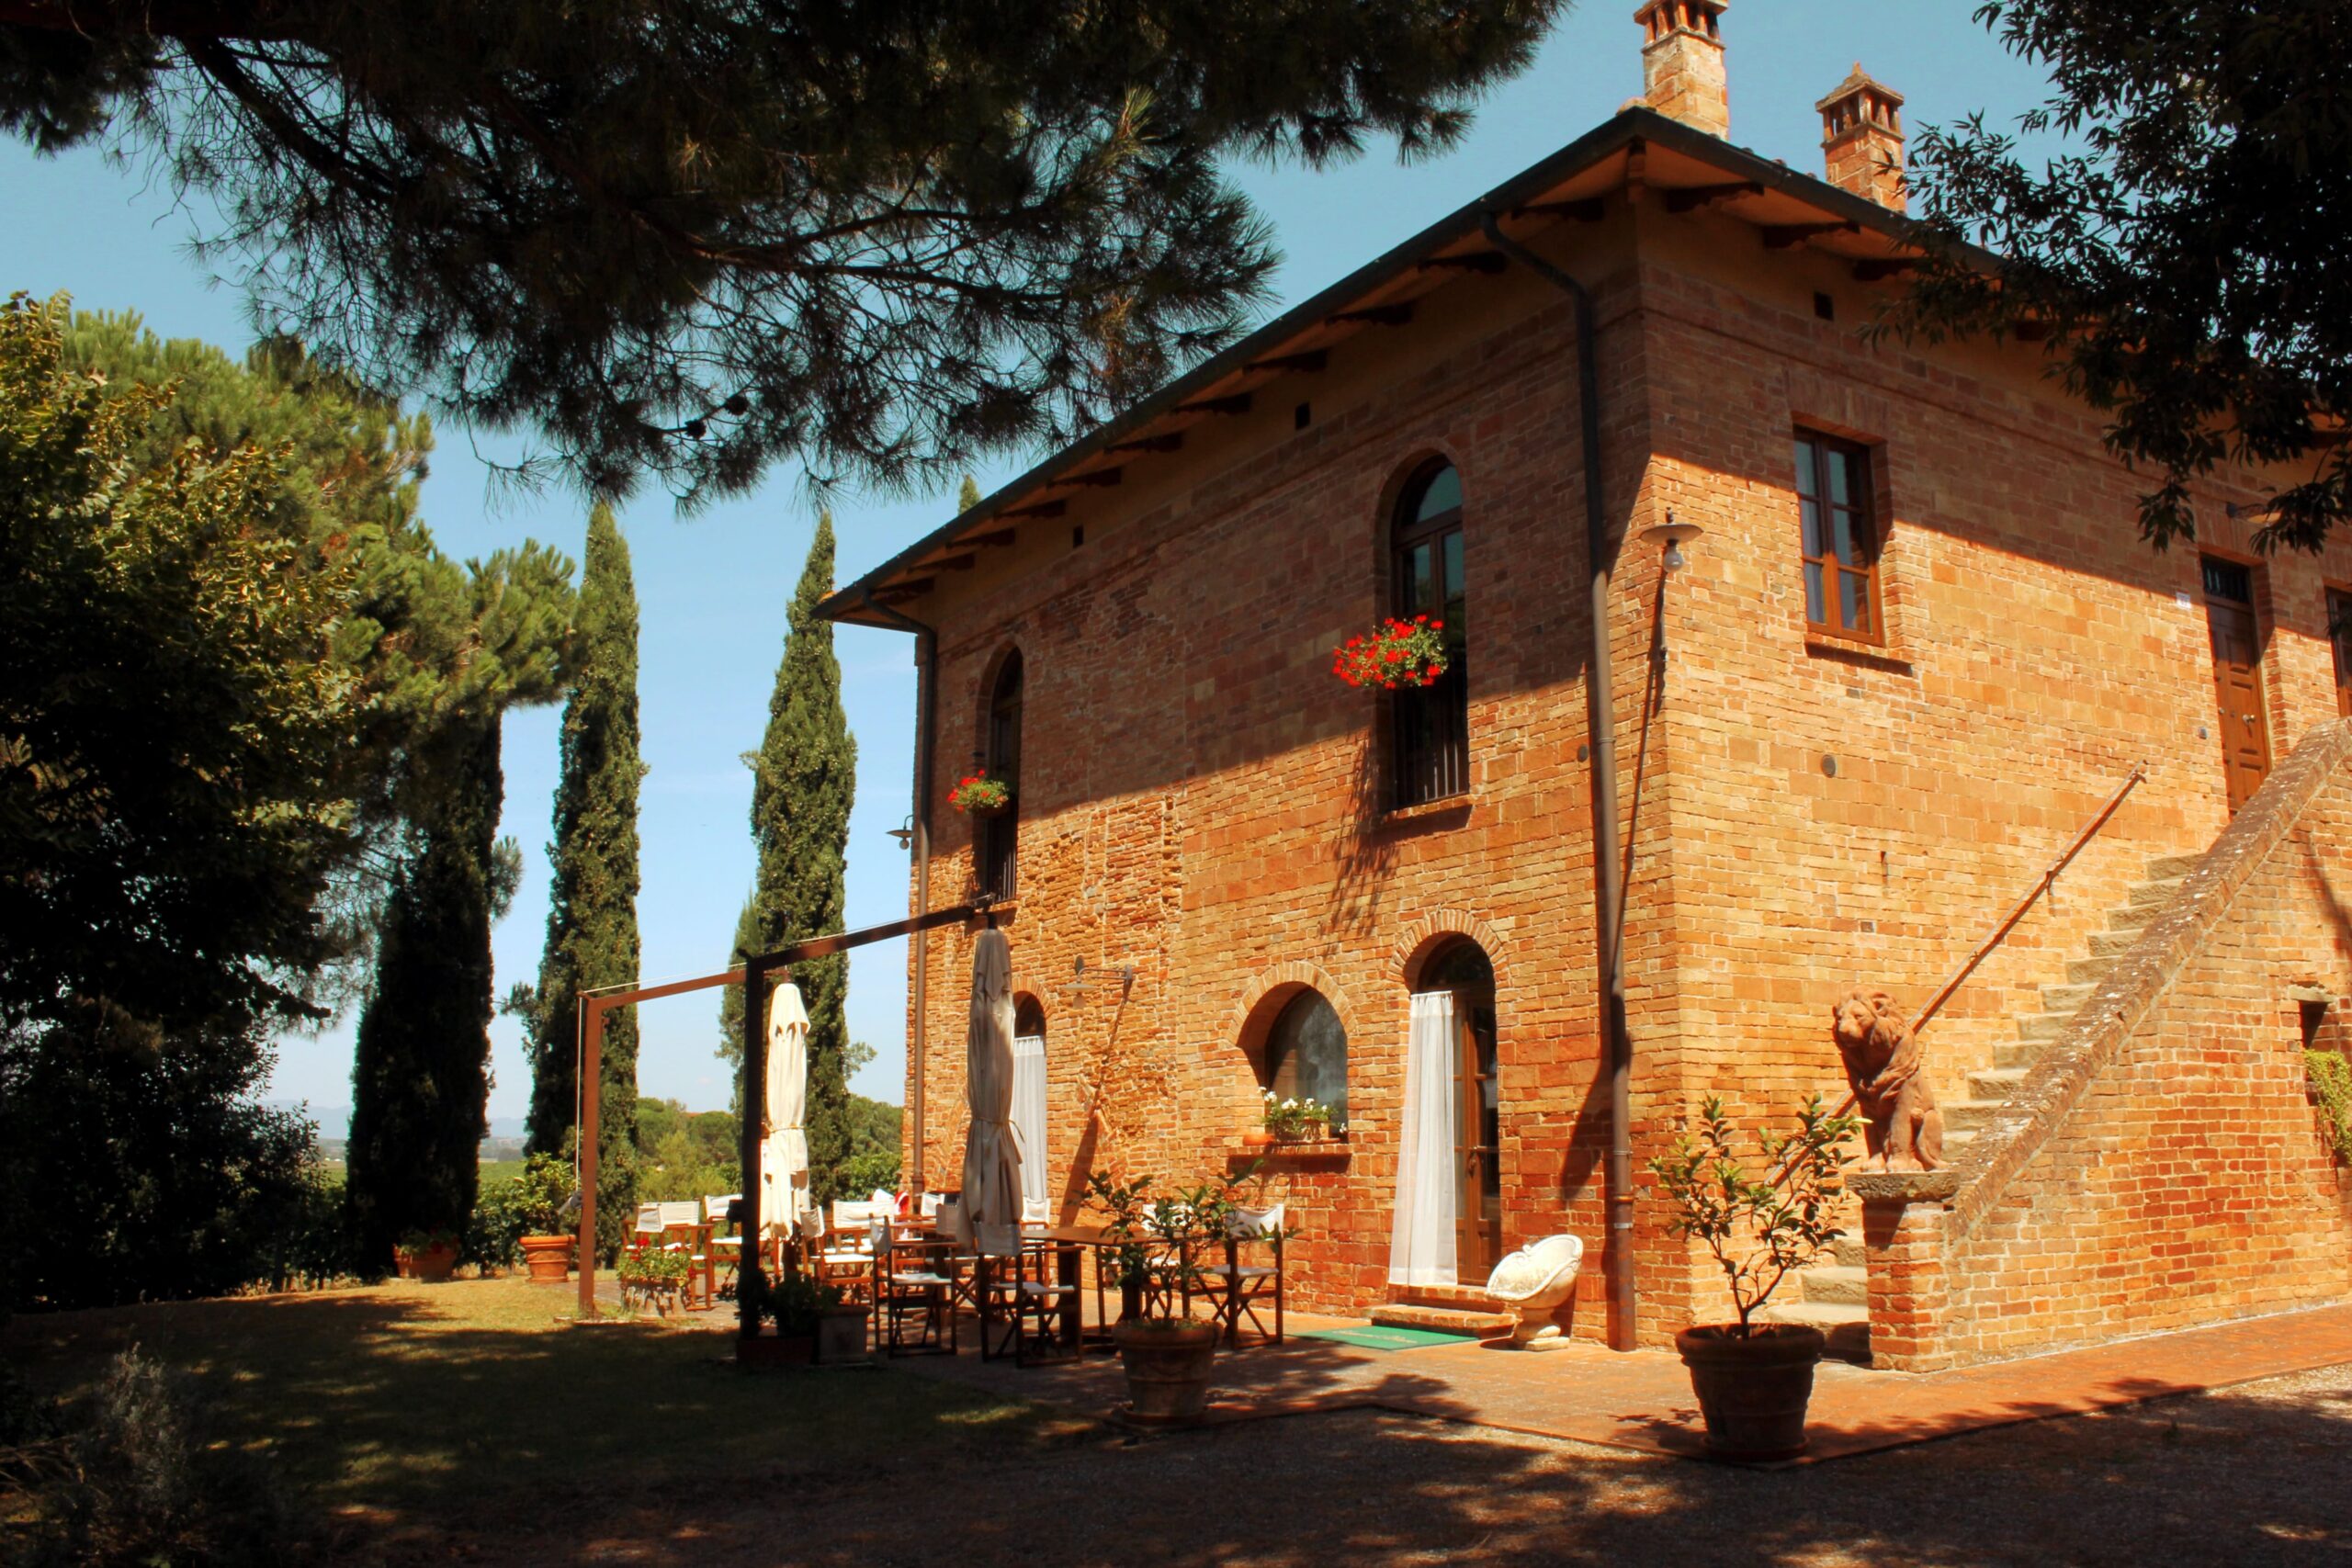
[1421,940,1499,1278]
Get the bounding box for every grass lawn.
[5,1278,1085,1561]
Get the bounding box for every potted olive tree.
[1648,1094,1862,1461]
[512,1154,580,1282]
[1086,1170,1235,1425]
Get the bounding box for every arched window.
[1262,989,1349,1122]
[979,651,1023,898]
[1391,460,1469,807]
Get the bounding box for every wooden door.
[1453,1005,1502,1280]
[2203,558,2271,814]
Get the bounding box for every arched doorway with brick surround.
[1395,915,1513,1283]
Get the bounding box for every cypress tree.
[720,514,857,1201]
[523,505,647,1259]
[345,715,505,1268]
[346,547,574,1270]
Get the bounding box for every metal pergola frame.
[571,903,976,1336]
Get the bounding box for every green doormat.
[1297,1325,1469,1351]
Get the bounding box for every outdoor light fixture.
[1639,512,1706,575]
[888,817,913,850]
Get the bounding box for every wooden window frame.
[2327,585,2352,719]
[1388,461,1471,810]
[978,651,1023,900]
[1794,430,1886,646]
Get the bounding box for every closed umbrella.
[956,928,1021,1247]
[761,980,820,1248]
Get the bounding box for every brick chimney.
[1635,1,1729,138]
[1817,64,1905,210]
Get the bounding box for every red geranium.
[1331,615,1450,690]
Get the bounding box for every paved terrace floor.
[888,1301,2352,1464]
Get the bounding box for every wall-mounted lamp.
[1638,512,1707,575]
[887,816,914,851]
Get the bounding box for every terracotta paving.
[889,1301,2352,1465]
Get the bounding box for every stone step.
[1969,1065,2028,1100]
[2144,853,2203,882]
[2018,1010,2074,1043]
[2065,957,2115,986]
[2126,876,2187,911]
[1390,1281,1498,1311]
[2038,982,2096,1015]
[2086,930,2141,959]
[1755,1299,1871,1364]
[1367,1303,1515,1339]
[1800,1264,1868,1306]
[1941,1098,2006,1133]
[2109,903,2158,933]
[1829,1235,1867,1269]
[1994,1039,2041,1070]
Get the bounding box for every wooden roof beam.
[1247,349,1330,374]
[876,578,935,602]
[967,528,1018,547]
[1665,180,1765,213]
[1108,433,1183,455]
[1762,220,1860,250]
[1329,304,1415,327]
[1001,499,1067,521]
[1178,392,1252,416]
[1516,197,1607,223]
[1066,468,1124,488]
[1854,257,1920,282]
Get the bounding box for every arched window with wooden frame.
[1391,460,1470,807]
[978,651,1023,899]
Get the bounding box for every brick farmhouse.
[825,1,2352,1368]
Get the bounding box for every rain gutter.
[1478,211,1638,1353]
[857,590,938,1190]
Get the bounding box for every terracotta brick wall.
[1866,720,2352,1369]
[885,197,2352,1348]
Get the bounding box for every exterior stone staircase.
[1759,851,2206,1363]
[1369,1281,1516,1338]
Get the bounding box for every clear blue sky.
[0,3,2052,1125]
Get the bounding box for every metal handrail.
[1772,761,2149,1181]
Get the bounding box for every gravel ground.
[471,1359,2352,1568]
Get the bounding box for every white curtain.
[1011,1034,1049,1224]
[1388,991,1459,1287]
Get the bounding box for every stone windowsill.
[1848,1168,1961,1203]
[1238,1134,1352,1161]
[1379,794,1475,830]
[1803,630,1915,673]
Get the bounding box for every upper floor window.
[2329,588,2351,719]
[1794,432,1883,642]
[979,651,1023,899]
[1391,460,1470,807]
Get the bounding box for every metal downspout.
[1480,211,1637,1351]
[859,591,937,1190]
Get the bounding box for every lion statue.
[1829,988,1944,1172]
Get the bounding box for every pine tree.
[4,1,1566,502]
[345,547,575,1270]
[522,505,646,1259]
[719,514,857,1201]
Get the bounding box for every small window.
[2327,588,2351,718]
[1262,990,1349,1123]
[1390,460,1470,807]
[2204,558,2255,605]
[1793,433,1883,642]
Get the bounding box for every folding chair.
[975,1223,1078,1365]
[874,1224,958,1357]
[815,1200,878,1306]
[1198,1202,1285,1346]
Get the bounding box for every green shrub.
[12,1347,300,1566]
[465,1153,578,1270]
[2310,1050,2352,1163]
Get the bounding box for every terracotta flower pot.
[398,1243,459,1283]
[737,1331,818,1368]
[1675,1323,1826,1461]
[1114,1319,1218,1425]
[520,1235,574,1283]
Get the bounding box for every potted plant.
[948,773,1012,817]
[1330,615,1450,690]
[512,1154,580,1282]
[1647,1094,1862,1461]
[1259,1089,1339,1144]
[736,1270,848,1366]
[393,1228,461,1283]
[617,1244,694,1316]
[1085,1169,1237,1425]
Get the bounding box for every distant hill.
[268,1103,530,1144]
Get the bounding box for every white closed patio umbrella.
[760,979,820,1249]
[956,928,1021,1247]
